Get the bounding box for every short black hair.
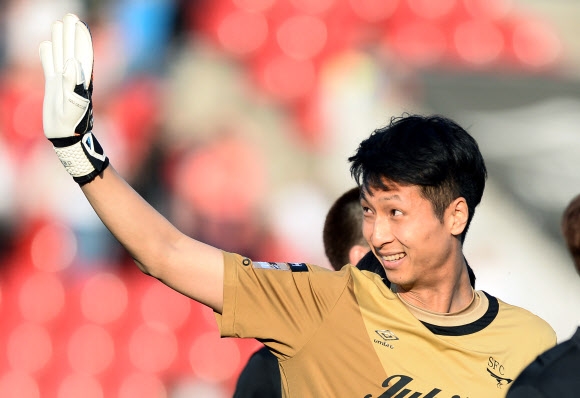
[323,187,366,270]
[349,114,487,242]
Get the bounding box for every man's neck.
[392,266,474,314]
[394,283,475,314]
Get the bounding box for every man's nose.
[369,217,394,249]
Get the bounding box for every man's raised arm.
[39,13,225,312]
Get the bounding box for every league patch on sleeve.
[252,262,309,272]
[289,263,308,272]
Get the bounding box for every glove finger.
[74,20,94,90]
[63,58,85,89]
[62,14,79,68]
[39,41,55,78]
[51,20,64,74]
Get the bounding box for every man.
[39,14,555,397]
[506,194,580,397]
[235,186,479,397]
[234,187,369,398]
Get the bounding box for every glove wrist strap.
[51,132,109,186]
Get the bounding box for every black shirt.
[507,327,580,397]
[233,346,281,398]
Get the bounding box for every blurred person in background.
[234,186,370,398]
[39,14,556,397]
[321,186,371,270]
[506,193,580,397]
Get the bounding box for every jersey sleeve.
[215,251,352,359]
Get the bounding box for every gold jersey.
[216,252,556,398]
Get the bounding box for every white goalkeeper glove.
[39,13,108,185]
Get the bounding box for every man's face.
[360,180,457,290]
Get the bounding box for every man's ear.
[349,244,370,266]
[447,197,468,237]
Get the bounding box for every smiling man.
[40,15,555,398]
[352,115,481,313]
[344,115,555,396]
[359,182,474,311]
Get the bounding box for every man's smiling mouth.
[382,253,406,262]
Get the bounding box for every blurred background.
[1,0,580,397]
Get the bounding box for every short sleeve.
[214,251,351,359]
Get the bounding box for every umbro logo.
[373,330,398,349]
[375,329,399,341]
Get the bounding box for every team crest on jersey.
[486,357,513,388]
[486,369,513,388]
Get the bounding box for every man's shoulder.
[536,327,580,364]
[495,296,550,325]
[493,294,555,340]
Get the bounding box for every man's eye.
[362,207,371,213]
[392,209,403,216]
